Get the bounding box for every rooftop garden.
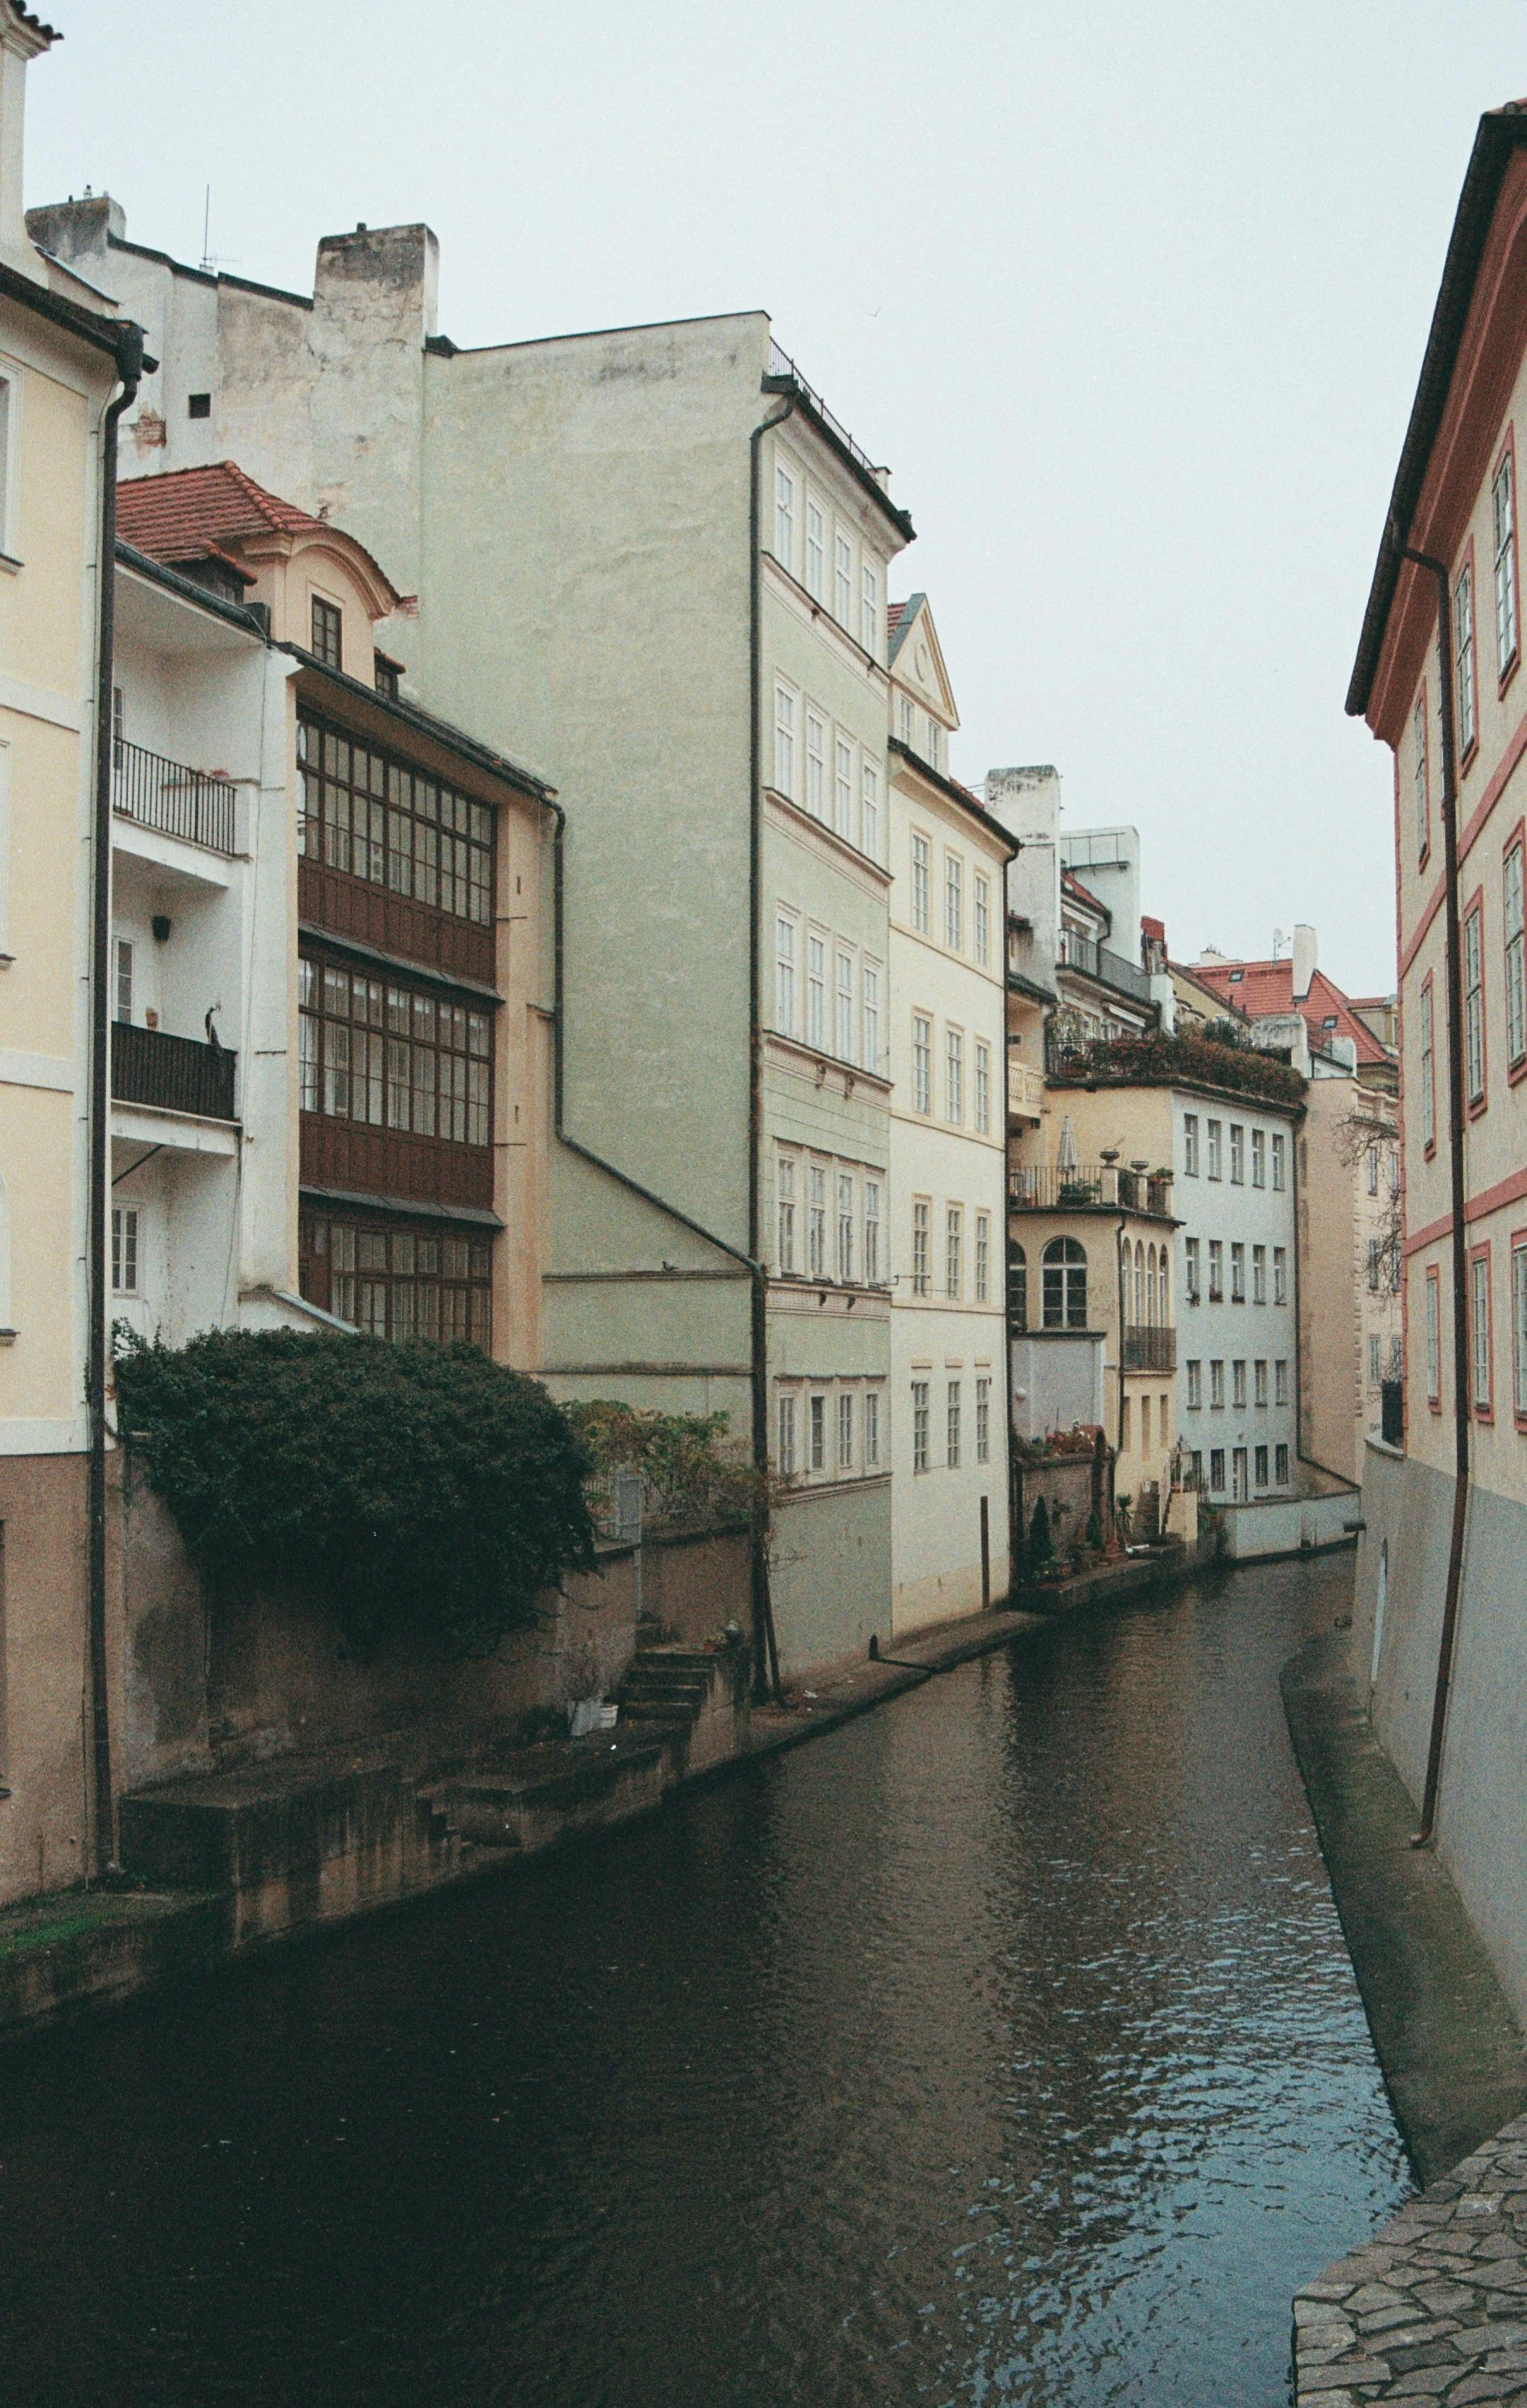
[1046,1029,1306,1108]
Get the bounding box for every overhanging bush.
[115,1328,597,1657]
[566,1401,760,1534]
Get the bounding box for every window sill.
[1468,1093,1489,1120]
[763,786,889,883]
[1461,735,1480,778]
[1501,647,1520,701]
[1424,1139,1437,1161]
[1508,1053,1527,1086]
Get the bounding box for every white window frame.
[1274,1246,1288,1305]
[1206,1119,1222,1180]
[1426,1267,1441,1403]
[805,708,826,818]
[836,1168,855,1284]
[975,1376,990,1464]
[1271,1133,1286,1192]
[837,1388,854,1472]
[1182,1114,1199,1176]
[910,831,930,933]
[808,1162,826,1279]
[1229,1124,1244,1185]
[773,462,795,573]
[1421,978,1436,1149]
[1186,1359,1202,1409]
[777,1390,797,1478]
[1275,1358,1289,1406]
[912,1199,930,1296]
[115,936,134,1026]
[834,950,854,1063]
[111,1203,140,1296]
[944,852,963,951]
[1413,690,1430,860]
[1465,903,1485,1104]
[833,735,853,839]
[1210,1359,1225,1409]
[1251,1127,1265,1188]
[1513,1241,1527,1419]
[912,1380,930,1472]
[834,529,852,625]
[974,1040,990,1135]
[860,561,878,658]
[946,1379,961,1469]
[806,930,826,1050]
[945,1027,963,1123]
[863,1181,880,1286]
[0,361,21,565]
[773,679,796,797]
[1496,448,1519,678]
[912,1014,931,1114]
[805,496,825,602]
[776,1151,796,1273]
[973,873,990,968]
[1472,1253,1492,1411]
[809,1391,826,1474]
[864,1387,881,1468]
[860,759,880,861]
[946,1204,962,1300]
[1456,562,1477,755]
[974,1211,990,1304]
[1252,1243,1267,1304]
[1506,840,1526,1069]
[861,960,880,1075]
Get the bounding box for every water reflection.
[0,1555,1405,2406]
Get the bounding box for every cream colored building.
[884,597,1012,1626]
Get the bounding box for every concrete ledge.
[0,1887,222,2042]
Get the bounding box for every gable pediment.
[888,594,959,728]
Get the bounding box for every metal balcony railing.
[1008,1162,1173,1216]
[1121,1325,1176,1373]
[766,340,886,489]
[111,1021,237,1120]
[113,739,237,854]
[1056,926,1153,1005]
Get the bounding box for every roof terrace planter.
[112,1022,237,1121]
[1045,1031,1307,1109]
[113,738,238,855]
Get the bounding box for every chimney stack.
[0,3,56,286]
[1291,923,1317,1001]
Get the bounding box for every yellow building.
[0,0,147,1887]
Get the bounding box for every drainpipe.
[86,323,144,1877]
[1115,1212,1129,1466]
[1393,534,1469,1848]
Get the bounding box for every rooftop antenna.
[198,187,240,277]
[1271,926,1287,961]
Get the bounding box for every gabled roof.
[1193,958,1392,1066]
[117,462,400,610]
[886,592,959,728]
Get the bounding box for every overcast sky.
[26,3,1527,993]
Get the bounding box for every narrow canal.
[0,1555,1407,2407]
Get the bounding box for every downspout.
[1393,534,1469,1847]
[546,784,781,1701]
[86,323,144,1877]
[1115,1214,1128,1464]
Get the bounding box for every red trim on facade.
[1399,691,1527,979]
[1403,1161,1527,1256]
[1496,424,1522,697]
[1470,1238,1495,1420]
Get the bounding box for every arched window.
[1159,1250,1169,1324]
[1147,1245,1157,1325]
[1042,1236,1087,1329]
[1007,1240,1027,1332]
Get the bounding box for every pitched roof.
[1192,958,1392,1066]
[1061,865,1107,920]
[116,463,399,606]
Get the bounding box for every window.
[773,682,795,795]
[301,1214,492,1347]
[805,710,825,817]
[1248,1128,1264,1189]
[861,562,878,657]
[861,761,880,860]
[946,1381,961,1469]
[945,854,963,951]
[835,951,854,1061]
[976,1377,991,1464]
[946,1205,962,1299]
[774,463,794,569]
[1208,1240,1224,1303]
[1465,902,1486,1105]
[912,1381,930,1472]
[1456,562,1477,755]
[111,1205,139,1295]
[774,915,795,1033]
[834,736,853,838]
[1191,1451,1204,1489]
[911,833,930,932]
[912,1199,930,1296]
[974,874,990,967]
[1367,1238,1381,1294]
[1496,447,1519,677]
[1274,1358,1289,1406]
[1186,1359,1202,1409]
[1271,1133,1285,1191]
[187,390,212,420]
[1229,1124,1244,1184]
[777,1392,797,1478]
[1252,1243,1266,1304]
[311,596,343,669]
[1232,1359,1247,1410]
[1369,1335,1381,1386]
[1210,1448,1226,1493]
[806,933,826,1050]
[1366,1144,1379,1196]
[1273,1246,1288,1305]
[1254,1444,1269,1489]
[114,937,133,1025]
[862,963,880,1073]
[1254,1358,1268,1406]
[834,531,852,625]
[974,1041,990,1135]
[1042,1236,1087,1329]
[946,1029,963,1123]
[1232,1448,1249,1502]
[1230,1242,1245,1302]
[837,1171,854,1284]
[864,1389,881,1468]
[899,693,914,745]
[1389,1147,1401,1196]
[1507,841,1526,1068]
[1008,1240,1027,1331]
[1514,1240,1527,1418]
[912,1015,932,1113]
[1421,976,1436,1150]
[1275,1442,1289,1485]
[805,498,824,600]
[837,1390,854,1473]
[925,717,941,772]
[374,654,401,700]
[1183,1114,1199,1177]
[298,716,494,928]
[1120,1396,1131,1452]
[1413,690,1430,860]
[864,1182,880,1285]
[1210,1359,1225,1409]
[299,955,491,1145]
[1426,1266,1442,1403]
[1390,1334,1404,1379]
[1206,1120,1222,1179]
[809,1393,826,1473]
[974,1212,990,1304]
[1471,1251,1492,1413]
[808,1164,826,1279]
[1185,1236,1200,1303]
[776,1154,795,1272]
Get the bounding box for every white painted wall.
[1171,1090,1299,1499]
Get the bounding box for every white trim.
[111,1100,239,1156]
[112,812,235,888]
[0,734,9,956]
[0,1414,88,1455]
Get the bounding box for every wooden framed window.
[1465,898,1486,1107]
[1495,439,1519,681]
[1512,1234,1527,1421]
[298,716,493,929]
[912,1015,931,1114]
[111,1205,139,1295]
[1425,1265,1441,1405]
[1413,688,1430,861]
[1471,1245,1493,1417]
[1420,972,1436,1149]
[910,832,930,932]
[1456,560,1477,757]
[1505,837,1526,1070]
[311,596,342,669]
[299,951,491,1148]
[300,1212,492,1350]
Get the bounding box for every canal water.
[0,1555,1406,2407]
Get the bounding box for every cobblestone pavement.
[1293,2114,1527,2401]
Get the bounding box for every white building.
[885,599,1013,1626]
[1172,1090,1300,1502]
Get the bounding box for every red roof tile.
[1061,865,1107,919]
[117,463,398,604]
[1193,958,1392,1066]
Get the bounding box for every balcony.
[1007,1058,1045,1118]
[1056,926,1153,1006]
[1008,1162,1173,1216]
[112,1022,236,1121]
[113,739,237,855]
[1121,1325,1176,1373]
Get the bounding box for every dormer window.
[312,596,343,669]
[374,653,402,700]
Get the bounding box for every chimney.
[0,3,56,285]
[25,191,125,268]
[1291,923,1317,1001]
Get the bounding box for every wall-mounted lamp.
[151,914,172,944]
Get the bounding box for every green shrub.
[565,1401,761,1533]
[1084,1509,1104,1550]
[1028,1496,1052,1566]
[115,1328,597,1658]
